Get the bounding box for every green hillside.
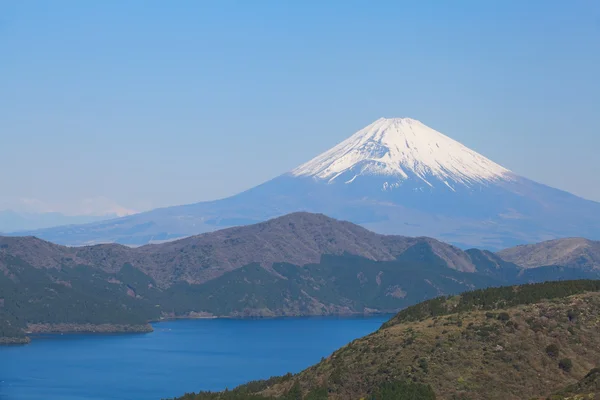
[0,255,157,342]
[1,251,504,342]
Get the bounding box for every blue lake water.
[0,316,389,400]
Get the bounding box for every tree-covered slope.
[382,279,600,328]
[0,254,157,343]
[2,239,599,343]
[0,250,505,342]
[3,213,600,344]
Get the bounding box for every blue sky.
[1,0,599,215]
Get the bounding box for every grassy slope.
[277,281,600,400]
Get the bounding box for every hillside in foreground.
[170,280,600,400]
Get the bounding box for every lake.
[0,316,389,400]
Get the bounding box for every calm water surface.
[0,316,389,400]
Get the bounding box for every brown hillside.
[1,212,478,286]
[498,238,600,270]
[259,290,600,400]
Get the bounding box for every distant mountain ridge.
[2,212,600,344]
[0,213,484,287]
[0,210,119,233]
[14,118,600,249]
[12,213,596,289]
[498,237,600,270]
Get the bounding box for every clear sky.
[2,0,599,216]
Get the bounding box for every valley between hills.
[1,212,599,345]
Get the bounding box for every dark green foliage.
[277,252,506,316]
[0,309,25,338]
[169,391,270,400]
[418,358,429,373]
[370,380,437,400]
[303,387,328,400]
[383,280,600,329]
[0,255,160,339]
[159,263,295,316]
[567,309,579,322]
[2,250,516,341]
[4,248,514,337]
[587,368,600,377]
[282,248,600,320]
[162,374,298,399]
[546,344,560,358]
[497,312,510,321]
[168,379,435,400]
[235,374,294,394]
[464,250,521,281]
[559,358,573,372]
[285,381,302,400]
[329,366,344,385]
[553,367,600,398]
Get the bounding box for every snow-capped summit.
[292,118,511,188]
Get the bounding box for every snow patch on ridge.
[292,118,512,188]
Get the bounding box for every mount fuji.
[18,118,600,249]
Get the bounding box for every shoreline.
[0,323,154,345]
[149,311,396,330]
[151,309,395,323]
[1,311,395,346]
[25,322,154,335]
[0,336,31,345]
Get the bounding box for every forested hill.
[168,280,600,400]
[0,256,155,344]
[2,213,600,344]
